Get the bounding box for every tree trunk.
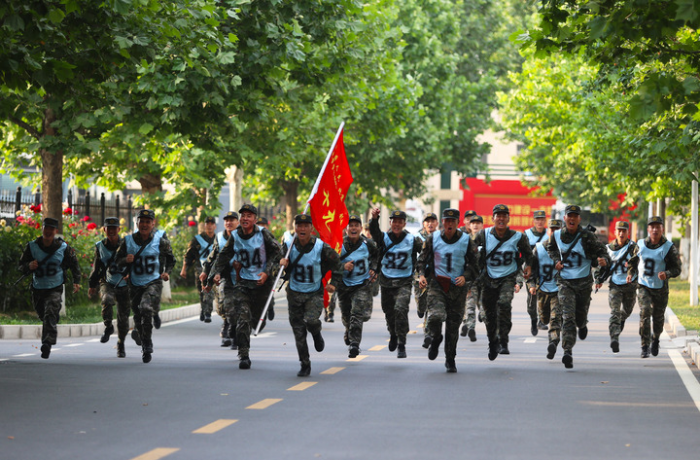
[41,108,64,233]
[226,165,244,212]
[281,181,298,231]
[138,173,163,202]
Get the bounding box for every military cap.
[390,210,407,220]
[423,212,438,222]
[43,217,59,228]
[648,216,664,226]
[533,210,547,219]
[442,208,460,220]
[238,204,258,215]
[256,216,269,225]
[103,217,120,227]
[470,215,484,223]
[492,204,510,215]
[223,211,239,220]
[615,221,630,230]
[464,210,477,219]
[564,205,581,215]
[348,214,362,224]
[204,216,216,224]
[548,219,562,229]
[137,209,155,220]
[294,213,313,224]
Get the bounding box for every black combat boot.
[445,358,457,373]
[641,345,650,358]
[100,324,114,343]
[397,343,407,359]
[297,362,311,377]
[428,334,443,361]
[312,332,325,352]
[388,334,398,352]
[562,351,573,369]
[117,340,126,358]
[651,339,660,356]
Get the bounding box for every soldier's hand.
[325,283,336,294]
[344,261,354,272]
[455,276,466,287]
[72,284,80,294]
[529,287,536,295]
[514,284,521,293]
[161,273,170,282]
[419,275,427,289]
[257,272,268,286]
[203,285,212,293]
[180,267,188,278]
[88,287,96,298]
[626,275,632,283]
[555,261,563,271]
[199,272,207,283]
[279,258,289,268]
[371,207,380,219]
[658,271,668,281]
[126,254,135,264]
[595,283,602,291]
[29,260,39,271]
[597,257,608,268]
[523,266,531,279]
[214,274,221,284]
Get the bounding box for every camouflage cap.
[492,204,510,215]
[223,211,239,220]
[423,212,438,222]
[204,216,216,224]
[103,217,120,227]
[615,221,630,230]
[647,216,664,226]
[564,205,581,215]
[348,214,362,224]
[548,218,562,229]
[256,216,269,225]
[390,210,407,220]
[43,217,59,228]
[137,209,155,220]
[442,208,460,220]
[294,213,313,224]
[238,204,258,215]
[533,210,547,219]
[463,210,477,219]
[470,215,484,223]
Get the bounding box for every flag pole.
[254,121,345,336]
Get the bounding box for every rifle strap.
[560,231,583,262]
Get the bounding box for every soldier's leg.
[547,292,562,348]
[608,285,623,343]
[99,284,115,333]
[380,286,397,338]
[620,284,637,328]
[444,288,468,361]
[35,288,62,346]
[575,285,593,334]
[115,286,130,342]
[527,290,538,334]
[287,294,310,365]
[216,284,231,345]
[462,287,477,338]
[538,290,551,326]
[348,286,373,347]
[637,286,653,357]
[394,284,412,346]
[222,283,237,348]
[338,289,353,345]
[496,283,515,350]
[234,288,254,360]
[139,282,163,357]
[195,266,214,321]
[303,292,325,337]
[559,284,577,354]
[650,289,669,351]
[426,283,447,360]
[480,284,500,359]
[414,280,427,318]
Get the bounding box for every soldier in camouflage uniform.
[418,208,478,373]
[524,210,549,335]
[88,217,131,357]
[180,216,217,323]
[363,223,381,298]
[461,214,485,342]
[527,219,562,360]
[201,211,238,347]
[545,205,610,369]
[18,217,82,359]
[458,210,477,234]
[330,214,379,357]
[370,208,423,358]
[209,204,281,369]
[115,210,176,363]
[415,212,438,347]
[626,216,681,358]
[474,204,533,360]
[281,213,342,377]
[594,221,638,354]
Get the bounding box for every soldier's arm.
[211,236,235,280]
[545,233,561,265]
[626,244,640,278]
[88,245,105,289]
[115,240,129,268]
[262,228,282,278]
[18,243,34,275]
[201,240,220,277]
[412,235,423,271]
[527,248,540,290]
[416,234,433,278]
[369,217,384,250]
[463,237,479,281]
[159,235,177,275]
[517,233,535,267]
[182,236,199,271]
[367,239,379,272]
[320,242,343,280]
[64,244,82,284]
[665,244,682,279]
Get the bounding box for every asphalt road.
[1,287,699,460]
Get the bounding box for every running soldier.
[363,223,381,298]
[201,211,238,347]
[474,204,533,360]
[527,219,562,360]
[370,208,423,358]
[115,209,176,364]
[461,214,485,341]
[626,216,681,358]
[330,214,379,358]
[415,212,438,347]
[18,217,81,359]
[524,209,549,335]
[88,217,131,357]
[417,208,478,372]
[180,216,216,323]
[280,214,342,377]
[209,204,281,369]
[546,205,609,369]
[595,221,638,354]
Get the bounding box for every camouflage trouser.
[195,265,214,316]
[338,284,373,346]
[463,283,483,330]
[227,282,270,359]
[637,285,668,348]
[130,280,163,347]
[215,283,226,317]
[609,282,637,342]
[538,290,560,345]
[481,276,517,347]
[371,279,380,297]
[414,279,428,319]
[526,290,538,322]
[100,283,130,341]
[32,286,63,346]
[426,280,468,360]
[380,283,411,344]
[558,280,592,353]
[326,291,337,318]
[287,288,325,365]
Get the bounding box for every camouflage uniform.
[626,235,681,352]
[19,237,81,348]
[524,227,548,332]
[545,224,609,360]
[202,228,236,343]
[184,232,216,320]
[369,216,423,349]
[527,244,561,350]
[414,228,432,320]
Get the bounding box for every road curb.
[666,306,699,370]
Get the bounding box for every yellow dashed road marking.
[415,323,424,328]
[192,419,238,434]
[131,448,180,460]
[321,367,345,375]
[368,345,385,351]
[287,382,318,391]
[246,398,282,410]
[346,355,368,362]
[408,330,417,334]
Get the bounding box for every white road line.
[13,354,35,357]
[524,338,537,344]
[64,343,83,347]
[663,331,700,414]
[86,339,100,343]
[159,316,199,327]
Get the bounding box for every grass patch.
[0,285,200,325]
[668,279,700,333]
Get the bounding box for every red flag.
[308,129,353,309]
